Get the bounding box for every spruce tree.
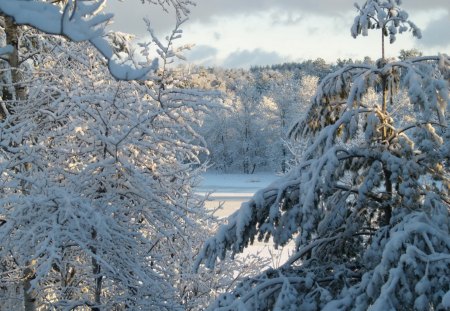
[196,1,450,310]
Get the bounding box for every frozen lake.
[197,172,278,216]
[196,172,292,267]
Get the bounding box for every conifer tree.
[196,1,450,310]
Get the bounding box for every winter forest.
[0,0,449,310]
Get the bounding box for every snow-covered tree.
[189,64,327,174]
[284,74,319,170]
[254,70,296,173]
[199,102,235,172]
[259,72,318,173]
[198,69,272,174]
[399,48,423,61]
[195,1,450,310]
[0,7,268,309]
[0,3,260,310]
[351,0,421,59]
[0,0,194,80]
[230,73,274,174]
[1,28,186,310]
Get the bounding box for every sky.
[106,0,450,68]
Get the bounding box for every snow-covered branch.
[196,2,450,309]
[0,0,161,80]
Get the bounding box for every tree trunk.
[380,28,392,225]
[4,15,36,311]
[243,126,249,174]
[221,133,228,173]
[281,114,287,173]
[281,146,287,173]
[91,256,102,311]
[5,16,26,102]
[382,76,393,225]
[23,267,36,311]
[90,229,103,311]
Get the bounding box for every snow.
[197,172,278,217]
[442,291,450,308]
[196,172,292,267]
[0,0,154,81]
[0,45,14,56]
[197,172,278,197]
[0,1,62,34]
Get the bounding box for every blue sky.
[106,0,450,68]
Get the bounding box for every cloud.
[403,0,449,10]
[106,0,364,35]
[419,13,450,48]
[104,1,448,68]
[106,1,183,36]
[106,1,449,36]
[185,0,351,28]
[221,49,286,68]
[270,11,304,26]
[185,45,218,62]
[180,0,450,25]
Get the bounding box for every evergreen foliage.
[196,1,450,309]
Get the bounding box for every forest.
[0,0,449,310]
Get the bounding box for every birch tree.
[0,1,243,309]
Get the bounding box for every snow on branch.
[352,0,422,43]
[195,49,449,311]
[0,0,160,80]
[0,44,14,57]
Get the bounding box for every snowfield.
[197,172,278,199]
[197,172,278,217]
[197,172,279,191]
[197,172,293,266]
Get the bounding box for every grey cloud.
[106,0,361,35]
[187,0,349,26]
[105,1,182,36]
[221,49,286,68]
[307,27,319,35]
[271,11,304,26]
[402,0,449,10]
[105,0,449,38]
[185,45,218,62]
[176,0,449,25]
[419,13,450,48]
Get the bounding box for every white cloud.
[105,1,450,68]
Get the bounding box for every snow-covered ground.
[197,172,293,267]
[197,172,278,216]
[197,172,278,194]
